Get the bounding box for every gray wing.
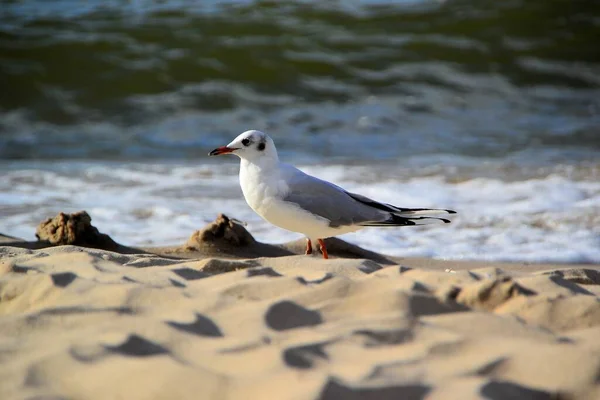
[281,167,388,228]
[280,164,456,228]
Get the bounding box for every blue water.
[1,0,599,263]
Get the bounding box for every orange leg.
[305,238,313,255]
[318,239,329,259]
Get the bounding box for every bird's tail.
[360,208,456,227]
[345,192,456,227]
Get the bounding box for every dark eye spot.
[242,138,250,146]
[257,142,266,151]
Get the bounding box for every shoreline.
[3,232,599,273]
[2,211,599,272]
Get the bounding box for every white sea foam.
[1,160,599,264]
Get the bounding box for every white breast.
[239,160,286,213]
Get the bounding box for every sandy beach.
[1,212,599,400]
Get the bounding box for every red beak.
[209,146,236,156]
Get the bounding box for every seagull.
[209,130,456,259]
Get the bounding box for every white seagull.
[209,130,456,259]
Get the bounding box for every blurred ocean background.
[1,0,599,263]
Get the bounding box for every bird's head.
[209,130,278,162]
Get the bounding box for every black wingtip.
[441,218,451,223]
[446,209,457,214]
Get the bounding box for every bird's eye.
[241,138,250,146]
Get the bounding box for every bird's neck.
[240,154,279,175]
